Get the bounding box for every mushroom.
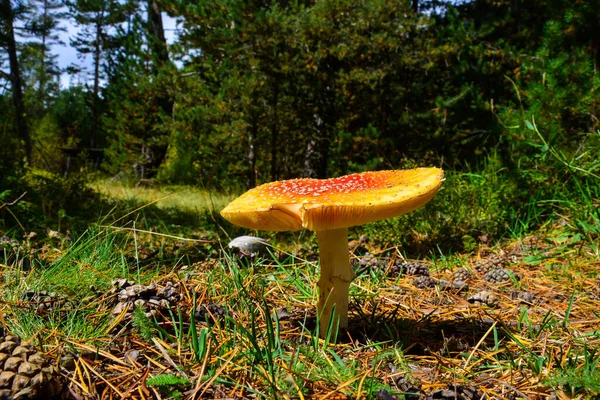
[220,168,444,337]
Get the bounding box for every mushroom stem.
[316,228,355,338]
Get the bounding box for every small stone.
[228,236,272,259]
[60,354,76,370]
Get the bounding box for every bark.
[247,117,257,189]
[1,0,32,165]
[147,0,168,65]
[91,15,102,148]
[302,111,329,179]
[39,0,48,105]
[270,82,279,181]
[411,0,418,14]
[140,0,173,178]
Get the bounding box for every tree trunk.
[39,0,48,106]
[302,112,329,179]
[91,16,103,149]
[1,0,32,165]
[411,0,418,14]
[148,0,168,65]
[142,0,173,178]
[270,82,279,181]
[247,117,257,189]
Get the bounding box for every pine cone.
[400,262,430,276]
[20,291,68,314]
[468,290,499,307]
[195,303,228,325]
[483,268,515,284]
[452,267,472,282]
[473,255,507,274]
[433,385,486,400]
[0,334,63,399]
[510,290,537,303]
[352,255,382,276]
[411,276,437,289]
[111,281,178,323]
[388,261,429,278]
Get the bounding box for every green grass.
[93,179,234,215]
[1,156,600,398]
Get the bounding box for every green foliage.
[362,154,522,252]
[132,306,156,341]
[146,374,191,399]
[545,345,600,396]
[31,113,63,173]
[0,170,102,232]
[50,86,94,148]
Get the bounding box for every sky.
[55,13,179,88]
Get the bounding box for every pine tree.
[0,0,32,165]
[25,0,65,109]
[65,0,131,148]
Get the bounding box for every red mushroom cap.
[221,168,444,232]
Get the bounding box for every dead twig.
[0,191,27,211]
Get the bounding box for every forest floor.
[1,180,599,399]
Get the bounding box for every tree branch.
[0,191,27,211]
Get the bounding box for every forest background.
[1,0,600,242]
[1,0,600,232]
[2,0,600,250]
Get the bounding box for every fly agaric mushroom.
[221,168,444,337]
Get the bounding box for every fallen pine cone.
[412,276,437,289]
[0,334,64,399]
[474,255,507,274]
[468,290,499,308]
[452,267,472,282]
[483,268,517,284]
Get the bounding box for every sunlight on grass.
[93,179,234,214]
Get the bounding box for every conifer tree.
[0,0,32,165]
[65,0,130,148]
[25,0,64,109]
